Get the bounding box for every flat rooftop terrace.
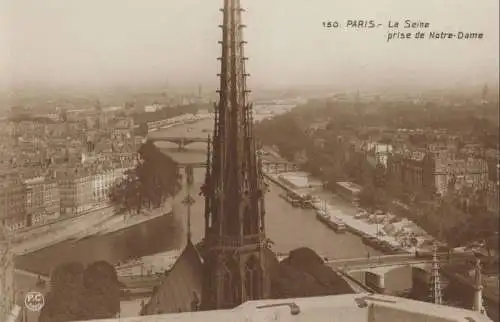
[78,293,492,322]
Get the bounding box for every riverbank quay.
[264,171,415,255]
[9,204,110,244]
[263,171,291,191]
[12,201,173,255]
[71,201,173,241]
[264,169,500,317]
[12,206,116,255]
[115,248,181,277]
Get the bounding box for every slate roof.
[268,247,355,298]
[140,240,203,315]
[142,245,355,316]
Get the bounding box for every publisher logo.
[24,291,45,312]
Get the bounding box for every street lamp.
[182,165,195,243]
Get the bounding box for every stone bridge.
[148,136,209,150]
[176,160,297,174]
[326,253,476,293]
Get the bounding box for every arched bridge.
[327,252,476,275]
[326,252,476,293]
[148,136,209,150]
[176,160,297,174]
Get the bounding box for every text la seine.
[388,20,430,28]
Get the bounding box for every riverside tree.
[254,114,310,160]
[359,184,388,212]
[39,261,121,322]
[81,261,121,319]
[109,140,182,214]
[39,262,86,322]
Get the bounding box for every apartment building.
[58,167,95,217]
[44,177,61,220]
[0,179,27,231]
[58,159,133,216]
[387,149,429,190]
[24,176,44,226]
[485,181,499,215]
[388,148,489,197]
[91,167,128,204]
[22,175,61,227]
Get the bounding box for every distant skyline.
[1,0,498,92]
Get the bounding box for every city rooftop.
[77,294,493,322]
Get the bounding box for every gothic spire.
[213,0,253,176]
[207,0,263,238]
[201,0,269,310]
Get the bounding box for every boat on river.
[280,191,314,208]
[315,202,346,233]
[279,192,302,207]
[329,216,347,233]
[298,194,315,209]
[362,233,407,254]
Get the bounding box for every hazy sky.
[1,0,498,91]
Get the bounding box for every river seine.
[13,114,497,322]
[17,117,417,295]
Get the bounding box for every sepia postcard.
[0,1,498,321]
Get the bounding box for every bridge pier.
[177,141,186,151]
[329,254,474,298]
[364,272,385,294]
[411,267,430,294]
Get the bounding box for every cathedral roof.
[77,293,494,322]
[141,240,203,315]
[268,247,355,298]
[141,245,355,316]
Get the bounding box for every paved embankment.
[264,172,414,254]
[12,206,116,255]
[10,205,110,244]
[13,202,172,255]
